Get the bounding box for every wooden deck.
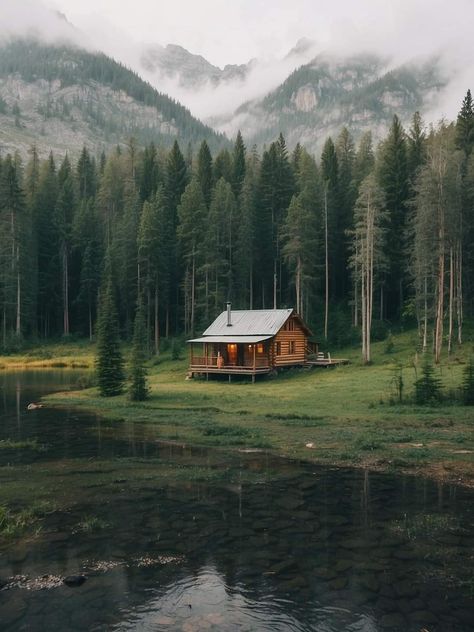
[305,358,349,367]
[188,363,272,382]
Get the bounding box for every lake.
[0,370,473,631]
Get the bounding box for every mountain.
[140,43,254,89]
[0,39,227,159]
[212,53,448,152]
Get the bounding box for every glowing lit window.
[257,344,264,354]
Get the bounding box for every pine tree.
[455,89,474,156]
[281,193,317,318]
[36,153,59,336]
[462,357,474,405]
[213,149,233,183]
[414,359,442,405]
[76,146,97,201]
[95,258,124,397]
[232,130,246,198]
[177,178,206,335]
[353,132,374,189]
[129,297,148,401]
[163,141,188,334]
[138,142,160,202]
[137,187,169,354]
[0,155,27,341]
[377,115,409,319]
[407,112,427,186]
[349,174,387,363]
[196,140,213,208]
[55,155,76,336]
[206,178,236,313]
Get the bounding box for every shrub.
[414,359,442,405]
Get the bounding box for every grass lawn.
[27,328,474,488]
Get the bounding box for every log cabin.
[187,303,317,381]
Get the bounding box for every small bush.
[354,433,383,451]
[414,359,442,405]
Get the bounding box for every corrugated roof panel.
[187,335,273,344]
[202,309,293,336]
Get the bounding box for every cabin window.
[288,341,295,354]
[285,319,295,331]
[276,342,281,355]
[257,344,264,354]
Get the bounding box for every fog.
[1,0,473,125]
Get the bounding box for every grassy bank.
[37,329,474,487]
[0,340,94,369]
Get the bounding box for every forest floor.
[3,330,474,487]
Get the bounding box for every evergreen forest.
[1,92,474,363]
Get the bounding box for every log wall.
[272,317,307,367]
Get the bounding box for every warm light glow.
[257,344,264,353]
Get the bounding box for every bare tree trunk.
[62,245,69,336]
[422,275,428,352]
[154,283,159,355]
[249,263,253,310]
[295,256,301,314]
[324,184,329,340]
[191,252,195,336]
[15,246,21,336]
[456,241,463,345]
[447,246,454,355]
[354,247,358,328]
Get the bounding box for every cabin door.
[227,343,237,365]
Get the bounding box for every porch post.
[253,344,256,370]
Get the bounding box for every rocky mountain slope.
[0,39,226,160]
[140,43,253,88]
[212,53,448,152]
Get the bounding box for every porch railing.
[190,355,269,369]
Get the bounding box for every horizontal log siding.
[273,321,307,366]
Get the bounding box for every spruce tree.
[196,140,213,208]
[377,115,409,319]
[462,357,474,405]
[129,297,148,401]
[95,261,124,397]
[232,130,246,198]
[414,359,442,405]
[455,89,474,156]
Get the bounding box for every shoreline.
[3,333,473,489]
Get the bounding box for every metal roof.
[202,309,293,336]
[187,335,273,344]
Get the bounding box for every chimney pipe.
[226,302,232,326]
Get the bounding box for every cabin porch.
[187,338,272,379]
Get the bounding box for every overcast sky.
[1,0,473,122]
[7,0,470,67]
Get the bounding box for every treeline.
[0,91,473,361]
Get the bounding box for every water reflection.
[0,371,473,631]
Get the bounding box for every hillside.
[0,39,226,159]
[214,53,447,151]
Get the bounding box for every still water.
[0,370,473,631]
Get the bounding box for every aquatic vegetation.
[0,438,47,452]
[391,512,461,540]
[0,501,54,539]
[73,515,110,533]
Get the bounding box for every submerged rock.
[64,575,87,587]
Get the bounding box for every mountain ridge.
[0,38,227,159]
